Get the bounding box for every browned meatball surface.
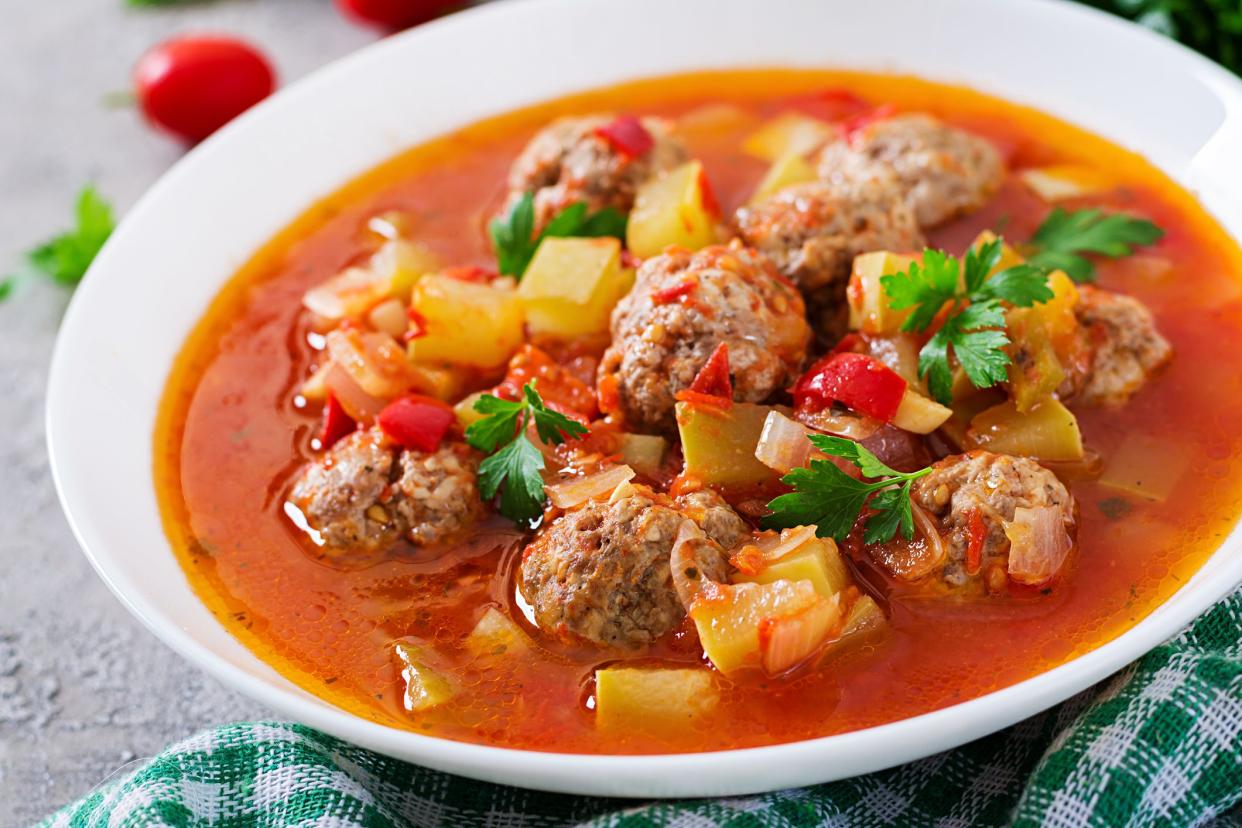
[1069,286,1172,407]
[910,451,1074,587]
[519,485,743,649]
[289,428,481,552]
[503,114,688,229]
[598,243,811,435]
[817,113,1004,227]
[734,176,924,297]
[393,443,484,546]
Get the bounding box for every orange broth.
[155,69,1242,753]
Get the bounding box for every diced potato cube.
[1019,165,1110,202]
[370,239,439,301]
[892,389,952,434]
[742,113,833,161]
[691,579,834,675]
[407,275,524,370]
[1099,434,1190,502]
[749,152,817,205]
[618,433,668,479]
[967,398,1084,461]
[518,237,634,339]
[393,642,454,712]
[627,160,719,258]
[407,363,465,402]
[465,608,530,659]
[847,252,917,334]
[453,391,486,430]
[939,389,1005,449]
[732,535,851,601]
[817,595,887,663]
[1005,308,1066,414]
[677,401,776,488]
[969,230,1027,275]
[594,667,719,730]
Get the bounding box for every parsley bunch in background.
[2,186,115,302]
[1080,0,1242,74]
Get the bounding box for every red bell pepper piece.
[781,88,870,122]
[839,103,896,143]
[594,115,654,158]
[793,352,907,422]
[319,394,357,450]
[688,342,733,400]
[652,279,697,305]
[697,167,722,219]
[376,395,455,452]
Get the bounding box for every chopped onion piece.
[755,411,815,473]
[323,363,386,422]
[797,408,881,441]
[300,362,331,402]
[326,328,414,399]
[671,519,713,607]
[911,501,946,570]
[546,465,635,509]
[367,297,408,338]
[761,592,840,675]
[303,267,385,321]
[749,525,819,563]
[1005,505,1073,585]
[891,389,952,435]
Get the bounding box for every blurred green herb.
[1080,0,1242,74]
[3,186,115,302]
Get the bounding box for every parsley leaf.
[882,239,1052,405]
[763,434,930,544]
[4,186,115,301]
[465,382,589,524]
[1027,207,1163,283]
[488,194,628,279]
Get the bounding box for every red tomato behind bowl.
[134,36,276,144]
[334,0,463,31]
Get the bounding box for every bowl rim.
[46,0,1242,798]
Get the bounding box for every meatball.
[289,428,481,552]
[598,243,811,435]
[289,429,400,552]
[817,114,1004,227]
[675,488,751,550]
[503,114,688,229]
[519,485,743,649]
[911,451,1074,587]
[1068,286,1172,407]
[733,176,924,298]
[393,443,484,546]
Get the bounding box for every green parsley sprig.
[465,382,589,524]
[488,194,627,279]
[882,239,1052,405]
[1026,207,1163,283]
[763,435,932,544]
[3,186,115,302]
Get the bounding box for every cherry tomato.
[134,36,276,144]
[334,0,461,31]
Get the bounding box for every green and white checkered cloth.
[41,587,1242,828]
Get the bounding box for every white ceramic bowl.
[47,0,1242,798]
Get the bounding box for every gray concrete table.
[0,3,377,823]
